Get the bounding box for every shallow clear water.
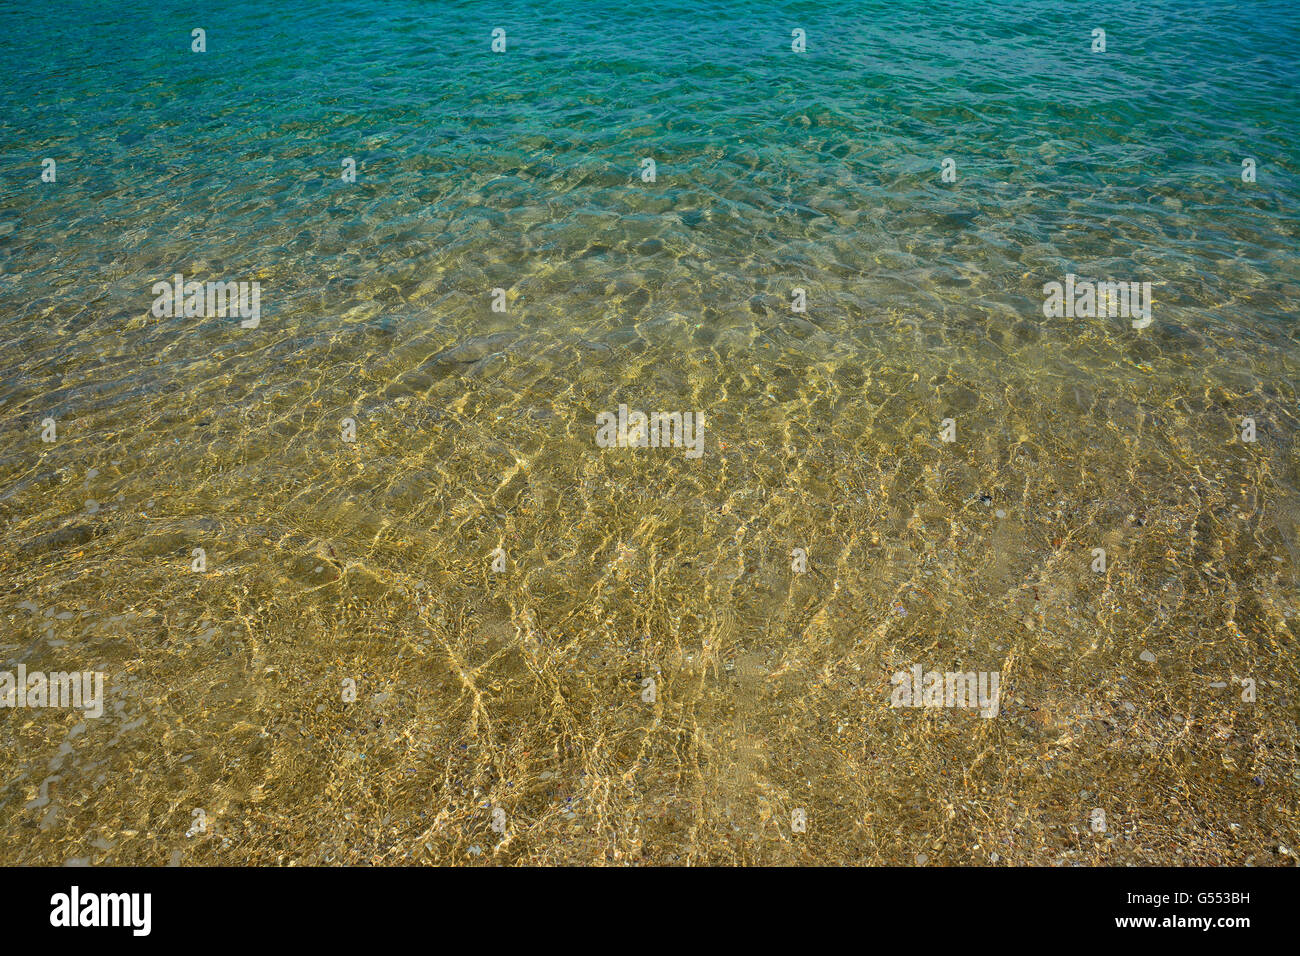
[0,0,1297,864]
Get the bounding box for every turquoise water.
[0,1,1298,865]
[2,0,1296,343]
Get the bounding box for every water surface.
[0,0,1297,864]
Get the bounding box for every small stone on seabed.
[1139,650,1156,663]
